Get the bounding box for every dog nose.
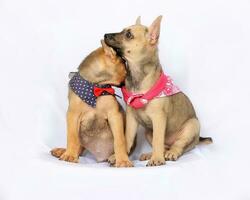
[104,34,114,40]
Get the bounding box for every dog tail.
[199,137,213,144]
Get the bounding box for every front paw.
[59,151,79,163]
[51,148,66,158]
[115,159,134,168]
[146,156,165,167]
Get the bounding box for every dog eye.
[125,31,133,39]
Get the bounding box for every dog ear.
[101,40,116,60]
[135,16,141,25]
[148,15,163,45]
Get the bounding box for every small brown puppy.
[51,40,133,167]
[104,16,212,167]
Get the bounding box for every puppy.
[104,16,212,166]
[51,40,133,167]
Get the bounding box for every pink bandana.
[121,72,181,109]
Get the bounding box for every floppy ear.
[148,15,163,45]
[135,16,141,25]
[101,40,116,60]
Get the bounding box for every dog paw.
[146,156,165,167]
[59,151,79,163]
[164,149,181,161]
[51,148,66,158]
[108,154,116,166]
[115,159,134,168]
[139,152,152,161]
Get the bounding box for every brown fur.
[105,16,212,166]
[51,40,133,167]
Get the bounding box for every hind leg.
[165,118,200,161]
[139,129,153,161]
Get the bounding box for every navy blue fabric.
[69,72,112,107]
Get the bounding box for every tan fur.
[51,40,133,167]
[105,16,212,166]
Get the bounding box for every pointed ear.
[135,16,141,25]
[101,40,116,60]
[148,15,163,45]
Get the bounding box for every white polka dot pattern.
[69,73,112,107]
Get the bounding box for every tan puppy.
[51,40,133,167]
[104,16,212,167]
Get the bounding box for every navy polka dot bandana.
[69,72,117,107]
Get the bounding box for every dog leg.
[146,112,167,166]
[58,109,83,163]
[139,129,173,161]
[165,118,200,161]
[108,109,133,167]
[125,107,139,154]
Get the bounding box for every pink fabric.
[121,72,181,109]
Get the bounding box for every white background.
[0,0,250,199]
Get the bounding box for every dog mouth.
[104,41,123,56]
[106,44,126,62]
[112,46,123,56]
[104,35,124,56]
[107,44,126,62]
